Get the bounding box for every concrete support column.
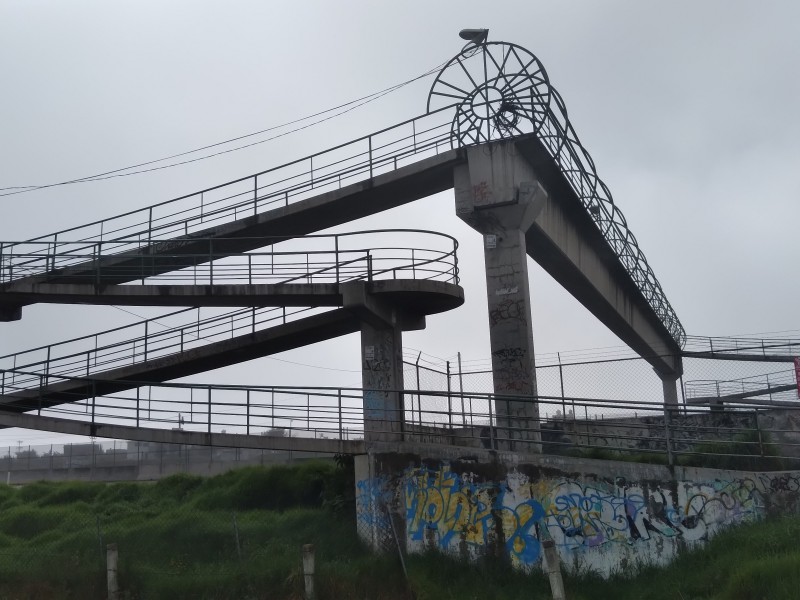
[454,142,548,451]
[482,226,540,449]
[654,356,683,409]
[660,374,680,407]
[360,321,404,443]
[342,283,414,445]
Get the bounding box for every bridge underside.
[0,410,364,455]
[455,139,682,378]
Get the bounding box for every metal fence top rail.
[0,229,460,287]
[2,366,791,414]
[7,106,458,248]
[0,229,460,249]
[684,334,800,357]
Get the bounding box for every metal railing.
[1,371,798,468]
[684,334,800,359]
[0,306,321,394]
[0,230,460,392]
[685,368,798,401]
[0,230,459,287]
[0,108,456,274]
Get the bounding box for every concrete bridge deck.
[0,279,463,412]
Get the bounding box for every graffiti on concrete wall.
[356,476,392,534]
[397,465,769,572]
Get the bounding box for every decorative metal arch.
[429,38,686,348]
[427,42,551,146]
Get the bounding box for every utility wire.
[0,59,448,198]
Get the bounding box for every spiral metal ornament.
[429,39,686,348]
[427,42,551,147]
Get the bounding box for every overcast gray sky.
[1,1,799,446]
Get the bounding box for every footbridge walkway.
[0,34,699,449]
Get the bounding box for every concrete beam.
[0,305,21,322]
[0,280,463,314]
[0,411,365,455]
[508,138,681,377]
[0,282,462,413]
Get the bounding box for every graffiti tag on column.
[489,298,526,327]
[363,390,387,420]
[364,358,391,372]
[493,346,531,392]
[472,181,491,205]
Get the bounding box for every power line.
[0,59,448,198]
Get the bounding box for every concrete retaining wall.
[355,442,800,578]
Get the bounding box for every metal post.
[338,389,343,440]
[755,410,765,457]
[558,353,567,420]
[253,175,258,215]
[209,239,213,288]
[664,405,674,467]
[334,235,339,283]
[415,352,422,428]
[446,360,453,431]
[246,390,251,436]
[368,137,373,179]
[457,352,466,426]
[488,394,495,450]
[207,386,212,434]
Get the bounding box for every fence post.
[415,352,422,429]
[334,236,340,283]
[755,410,765,457]
[368,136,373,179]
[253,175,258,215]
[558,353,566,420]
[664,406,674,467]
[207,386,212,434]
[338,389,343,440]
[542,540,566,600]
[106,543,120,600]
[302,544,315,600]
[488,395,495,450]
[457,352,466,426]
[446,361,453,432]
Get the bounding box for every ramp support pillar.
[454,143,549,452]
[360,320,405,443]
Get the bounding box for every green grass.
[0,462,796,599]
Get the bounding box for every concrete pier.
[454,143,548,450]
